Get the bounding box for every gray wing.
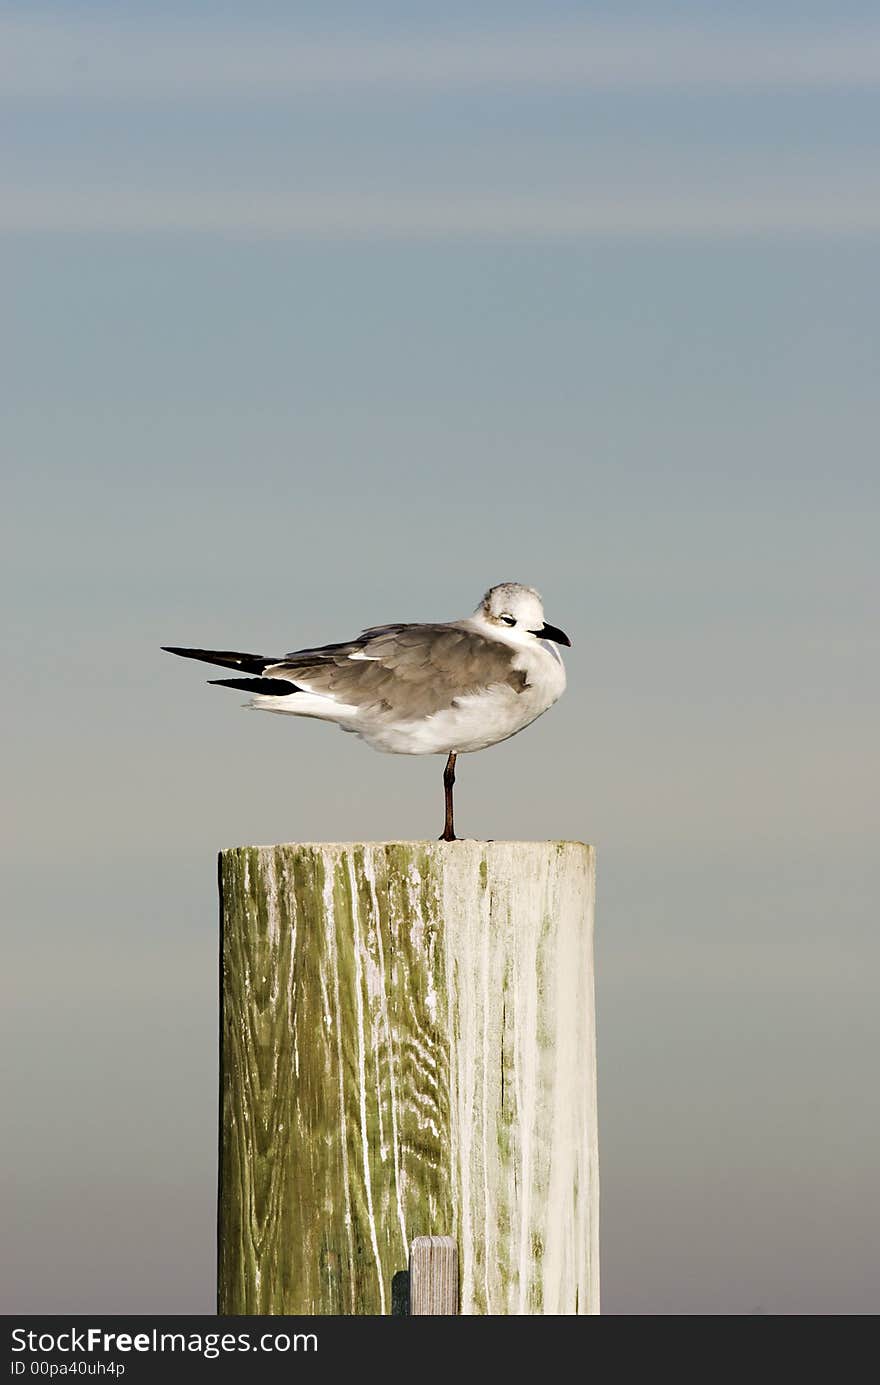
[264,623,527,719]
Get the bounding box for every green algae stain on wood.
[218,841,597,1315]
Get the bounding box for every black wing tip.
[160,646,272,675]
[162,645,212,658]
[208,676,301,696]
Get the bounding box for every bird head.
[475,582,571,647]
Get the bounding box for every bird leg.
[440,752,457,842]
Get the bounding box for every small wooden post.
[217,841,598,1315]
[410,1236,459,1315]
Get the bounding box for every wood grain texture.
[218,841,598,1315]
[409,1235,459,1315]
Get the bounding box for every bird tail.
[161,646,273,676]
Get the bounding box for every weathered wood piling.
[217,840,598,1315]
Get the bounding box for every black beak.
[530,622,571,647]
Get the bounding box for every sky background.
[2,1,878,1315]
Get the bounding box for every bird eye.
[500,614,516,626]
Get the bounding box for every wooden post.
[217,841,598,1315]
[410,1236,459,1315]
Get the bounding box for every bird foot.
[439,830,458,842]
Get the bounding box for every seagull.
[163,582,570,841]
